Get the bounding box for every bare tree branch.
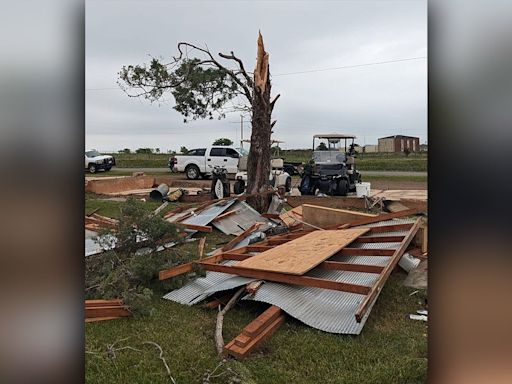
[218,51,254,87]
[176,42,253,103]
[270,93,281,111]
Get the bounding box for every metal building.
[378,135,420,153]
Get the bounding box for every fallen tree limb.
[215,286,246,355]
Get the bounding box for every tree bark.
[246,32,273,213]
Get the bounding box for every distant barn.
[378,135,420,153]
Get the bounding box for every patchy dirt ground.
[369,180,427,190]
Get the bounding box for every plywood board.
[279,205,303,227]
[302,204,377,228]
[236,228,369,275]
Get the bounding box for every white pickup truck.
[169,146,247,179]
[85,150,116,173]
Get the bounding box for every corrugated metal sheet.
[212,201,273,235]
[182,199,237,227]
[162,261,255,305]
[162,217,418,334]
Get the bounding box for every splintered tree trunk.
[246,32,272,213]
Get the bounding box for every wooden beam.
[198,262,371,294]
[220,223,262,252]
[182,223,213,232]
[158,254,223,280]
[85,306,131,319]
[354,235,405,243]
[213,209,240,221]
[355,218,422,322]
[367,223,413,234]
[337,208,423,229]
[85,299,123,307]
[339,248,395,256]
[245,245,274,252]
[225,314,285,358]
[221,253,252,261]
[319,261,384,274]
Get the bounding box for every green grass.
[86,271,427,384]
[106,152,427,172]
[107,153,170,168]
[361,175,428,183]
[85,197,427,383]
[85,193,182,219]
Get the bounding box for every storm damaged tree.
[118,32,279,212]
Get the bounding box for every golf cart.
[299,133,362,196]
[234,157,292,194]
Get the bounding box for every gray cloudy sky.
[86,0,427,152]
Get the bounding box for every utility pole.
[240,114,244,149]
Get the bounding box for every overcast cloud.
[86,0,427,152]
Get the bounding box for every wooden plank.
[339,248,395,256]
[355,218,422,322]
[286,196,368,210]
[236,228,369,275]
[199,262,371,294]
[85,299,123,307]
[302,204,377,228]
[220,223,262,252]
[85,316,123,323]
[221,253,252,261]
[213,209,240,221]
[225,315,285,358]
[158,253,223,280]
[245,245,274,252]
[337,208,423,229]
[234,334,252,348]
[354,235,405,243]
[243,305,282,338]
[367,223,413,234]
[85,306,131,318]
[319,261,384,274]
[182,223,213,232]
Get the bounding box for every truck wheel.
[223,182,231,197]
[233,180,245,194]
[185,165,200,180]
[285,177,292,192]
[105,167,112,171]
[88,164,97,173]
[337,179,348,196]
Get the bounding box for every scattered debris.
[301,204,377,228]
[224,305,285,358]
[409,313,428,322]
[85,299,131,322]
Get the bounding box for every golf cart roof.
[313,134,357,139]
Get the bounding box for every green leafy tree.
[212,138,233,146]
[135,148,153,154]
[316,142,328,151]
[119,33,280,212]
[119,148,131,154]
[86,198,183,314]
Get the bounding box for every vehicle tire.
[88,164,97,173]
[233,180,245,194]
[223,182,231,197]
[105,167,112,171]
[336,179,348,196]
[285,177,292,192]
[185,164,200,180]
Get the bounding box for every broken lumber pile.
[84,214,118,231]
[225,305,285,358]
[85,299,131,322]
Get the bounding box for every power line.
[86,56,427,91]
[273,56,427,76]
